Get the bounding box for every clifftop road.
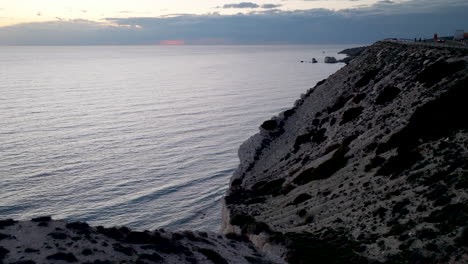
[384,38,468,50]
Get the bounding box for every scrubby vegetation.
[293,144,350,185]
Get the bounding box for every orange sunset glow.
[159,40,185,45]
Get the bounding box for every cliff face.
[223,42,468,263]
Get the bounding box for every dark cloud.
[377,0,394,4]
[0,0,466,45]
[262,4,282,8]
[223,2,259,8]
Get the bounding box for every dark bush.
[24,248,39,253]
[0,233,11,241]
[66,222,89,230]
[124,231,154,244]
[305,215,315,224]
[425,203,467,226]
[328,95,352,114]
[416,60,465,86]
[246,221,271,235]
[375,86,401,105]
[112,243,136,256]
[290,193,312,205]
[312,128,327,144]
[244,197,266,205]
[196,248,228,264]
[48,232,68,240]
[137,253,164,263]
[293,144,349,185]
[297,209,307,217]
[417,228,438,240]
[244,255,270,264]
[252,178,285,197]
[352,93,366,104]
[376,150,423,177]
[0,219,17,229]
[230,214,255,227]
[225,189,254,205]
[284,109,295,118]
[225,232,249,242]
[31,216,51,222]
[281,231,367,264]
[340,107,364,125]
[392,199,411,216]
[96,227,125,240]
[261,120,277,130]
[385,77,468,153]
[11,260,36,264]
[0,246,9,260]
[46,252,78,262]
[293,128,327,153]
[386,220,416,236]
[373,207,388,218]
[433,195,453,207]
[356,69,379,88]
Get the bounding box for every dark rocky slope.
[222,41,468,264]
[0,218,283,264]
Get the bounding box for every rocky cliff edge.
[222,41,468,264]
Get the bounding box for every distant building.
[454,29,464,40]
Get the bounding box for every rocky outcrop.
[324,56,338,63]
[338,46,368,64]
[223,41,468,263]
[0,218,283,264]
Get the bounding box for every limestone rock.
[223,41,468,263]
[324,56,338,63]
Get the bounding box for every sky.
[0,0,467,45]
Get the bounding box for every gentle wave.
[0,45,349,231]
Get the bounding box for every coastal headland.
[1,41,467,263]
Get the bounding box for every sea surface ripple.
[0,45,348,231]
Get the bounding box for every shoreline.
[2,42,467,263]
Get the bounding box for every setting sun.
[159,40,185,45]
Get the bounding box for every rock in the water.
[324,56,338,63]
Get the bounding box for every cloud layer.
[223,2,259,9]
[221,2,282,9]
[0,0,466,45]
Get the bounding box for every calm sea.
[0,45,348,231]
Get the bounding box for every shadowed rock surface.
[222,41,468,263]
[0,219,283,264]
